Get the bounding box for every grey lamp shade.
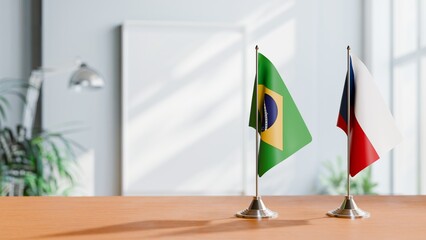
[69,63,104,90]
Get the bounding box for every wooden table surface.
[0,196,425,239]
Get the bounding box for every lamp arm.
[21,61,79,137]
[21,59,103,136]
[34,60,81,77]
[21,72,42,137]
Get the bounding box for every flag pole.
[346,45,351,198]
[255,45,259,198]
[236,45,277,219]
[326,46,369,219]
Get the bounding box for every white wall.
[316,0,364,190]
[365,0,426,195]
[0,0,32,127]
[364,0,393,194]
[42,0,363,195]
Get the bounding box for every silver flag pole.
[236,45,277,219]
[327,46,370,219]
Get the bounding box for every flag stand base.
[327,195,370,219]
[236,196,278,219]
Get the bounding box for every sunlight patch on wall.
[393,61,418,194]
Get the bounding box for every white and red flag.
[337,55,402,177]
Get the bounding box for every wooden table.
[1,196,425,239]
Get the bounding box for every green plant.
[0,126,83,196]
[320,156,378,195]
[0,78,82,196]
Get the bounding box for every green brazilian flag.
[249,53,312,177]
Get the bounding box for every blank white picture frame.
[121,21,247,195]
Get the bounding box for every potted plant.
[0,79,80,196]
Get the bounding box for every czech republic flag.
[337,55,402,177]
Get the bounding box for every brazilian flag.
[249,53,312,177]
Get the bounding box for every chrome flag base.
[327,195,370,219]
[236,196,278,219]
